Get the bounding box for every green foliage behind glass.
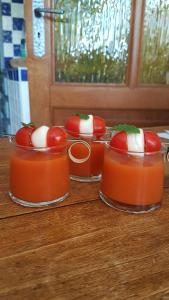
[56,49,127,83]
[54,0,131,84]
[140,0,169,84]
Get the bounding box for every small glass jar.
[164,145,169,187]
[66,129,111,182]
[9,137,70,207]
[99,144,164,213]
[161,140,169,188]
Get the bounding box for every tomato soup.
[10,147,70,205]
[100,147,164,211]
[69,141,105,179]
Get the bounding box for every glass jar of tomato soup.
[67,133,106,182]
[65,114,108,182]
[9,136,70,207]
[99,144,164,213]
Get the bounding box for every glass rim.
[65,126,111,138]
[106,143,164,156]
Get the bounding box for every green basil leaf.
[110,124,140,134]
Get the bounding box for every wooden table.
[1,130,169,300]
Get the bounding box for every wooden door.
[25,0,169,127]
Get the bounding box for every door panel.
[52,108,169,127]
[25,0,169,127]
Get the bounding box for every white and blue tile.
[2,15,12,31]
[13,44,21,56]
[12,30,23,44]
[13,17,24,30]
[2,2,11,16]
[4,57,13,68]
[3,43,13,57]
[3,30,12,43]
[11,3,24,18]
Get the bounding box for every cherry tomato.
[110,131,128,151]
[65,116,80,137]
[93,116,106,137]
[15,123,36,146]
[144,131,161,152]
[47,126,67,150]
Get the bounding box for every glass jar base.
[9,191,69,207]
[70,174,101,182]
[99,191,161,214]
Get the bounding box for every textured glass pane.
[140,0,169,84]
[54,0,131,83]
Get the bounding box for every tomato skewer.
[110,125,161,153]
[65,114,106,137]
[16,124,67,151]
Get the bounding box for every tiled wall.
[0,0,30,135]
[2,0,25,68]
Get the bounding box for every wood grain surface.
[1,129,169,300]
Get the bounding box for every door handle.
[32,0,65,58]
[34,7,64,18]
[32,0,64,57]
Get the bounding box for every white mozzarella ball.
[79,115,93,135]
[31,125,49,147]
[127,128,144,153]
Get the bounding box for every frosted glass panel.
[54,0,131,83]
[140,0,169,84]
